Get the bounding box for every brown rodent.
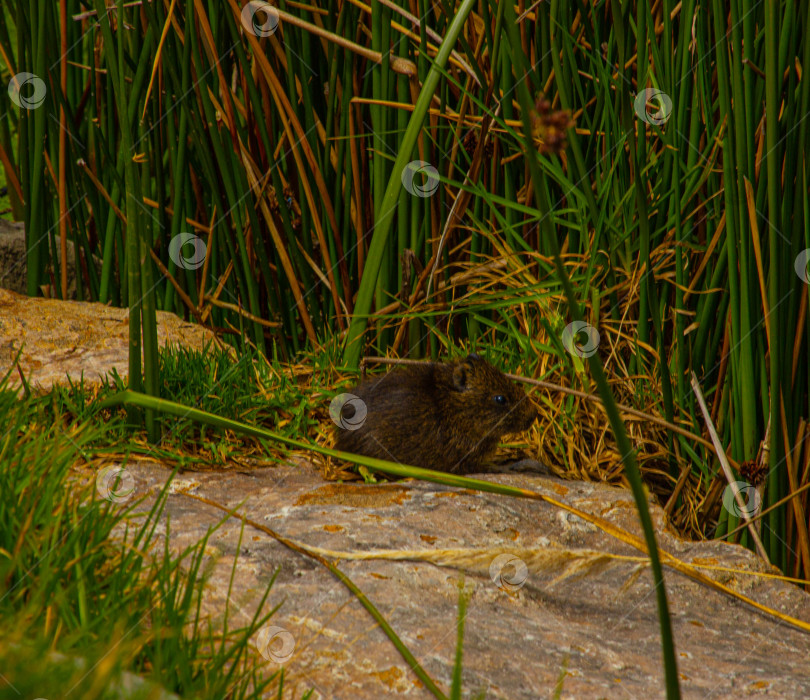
[333,353,538,474]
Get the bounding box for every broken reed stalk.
[690,372,769,562]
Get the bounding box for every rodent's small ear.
[452,361,472,390]
[467,352,481,361]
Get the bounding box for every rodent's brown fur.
[334,354,537,474]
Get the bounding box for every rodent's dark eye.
[493,394,508,406]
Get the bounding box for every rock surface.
[0,286,217,392]
[0,220,29,294]
[111,460,810,699]
[0,218,102,299]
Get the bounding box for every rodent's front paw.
[501,458,551,475]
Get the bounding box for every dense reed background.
[1,1,809,574]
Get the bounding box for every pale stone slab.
[0,287,216,392]
[112,460,810,699]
